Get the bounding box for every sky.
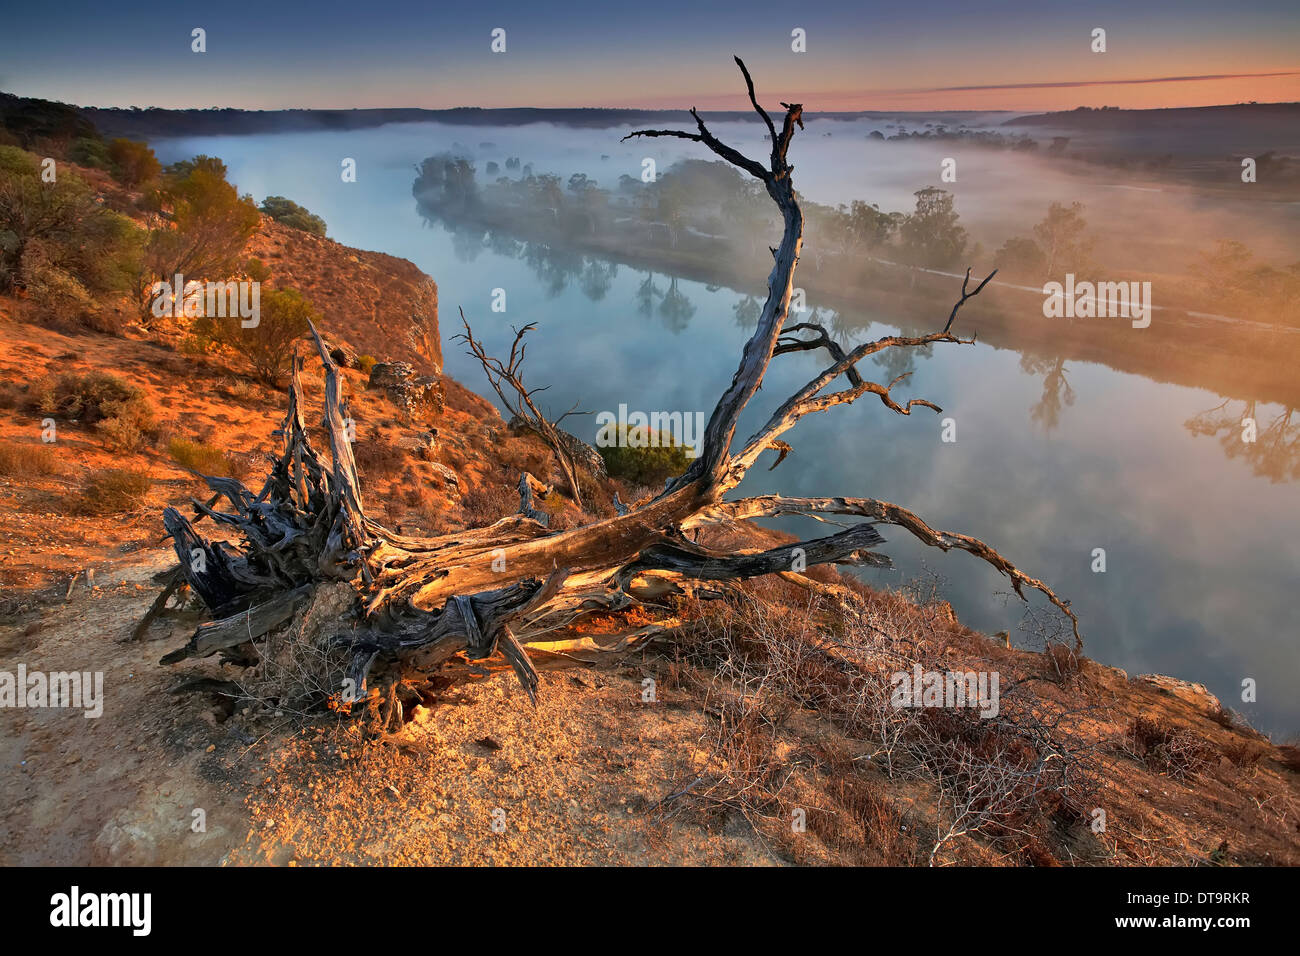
[1,0,1297,112]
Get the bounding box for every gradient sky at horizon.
[2,0,1298,112]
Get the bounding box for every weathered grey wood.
[160,585,313,664]
[128,567,181,642]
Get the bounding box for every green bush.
[68,137,112,170]
[244,257,271,283]
[0,144,39,176]
[75,468,152,514]
[106,138,160,188]
[259,195,327,237]
[137,158,260,324]
[193,286,316,385]
[597,425,692,486]
[0,146,143,318]
[357,354,377,374]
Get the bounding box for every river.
[153,119,1300,735]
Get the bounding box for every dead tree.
[457,309,588,507]
[152,58,1079,729]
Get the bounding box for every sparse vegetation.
[351,438,406,478]
[168,437,245,478]
[259,195,327,237]
[192,286,316,384]
[0,441,59,477]
[1129,716,1216,780]
[75,467,152,514]
[0,145,143,324]
[460,482,516,526]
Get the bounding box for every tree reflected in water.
[1186,400,1300,483]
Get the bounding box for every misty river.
[152,119,1300,736]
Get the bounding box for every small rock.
[368,362,416,390]
[1135,674,1221,713]
[430,462,460,492]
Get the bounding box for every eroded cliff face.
[246,215,441,374]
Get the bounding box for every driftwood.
[152,58,1079,725]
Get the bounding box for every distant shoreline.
[49,99,1300,142]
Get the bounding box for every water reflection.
[659,276,695,333]
[1186,400,1300,482]
[1019,353,1076,434]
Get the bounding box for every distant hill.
[1002,102,1300,157]
[77,106,740,140]
[1004,102,1300,131]
[0,90,1014,143]
[0,90,98,147]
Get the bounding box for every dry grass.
[461,482,517,526]
[1129,716,1216,780]
[168,438,247,479]
[656,581,1104,865]
[351,439,407,479]
[74,467,152,515]
[0,441,59,477]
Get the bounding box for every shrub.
[76,468,151,514]
[0,149,143,310]
[18,237,94,316]
[33,371,143,422]
[1221,739,1267,769]
[95,395,157,452]
[352,439,406,478]
[356,354,377,375]
[1043,642,1082,683]
[193,286,316,385]
[597,425,692,486]
[244,257,271,283]
[168,437,245,478]
[259,196,327,237]
[30,372,157,451]
[106,138,160,188]
[0,441,59,477]
[0,145,40,177]
[68,137,112,170]
[1129,716,1215,780]
[460,483,516,526]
